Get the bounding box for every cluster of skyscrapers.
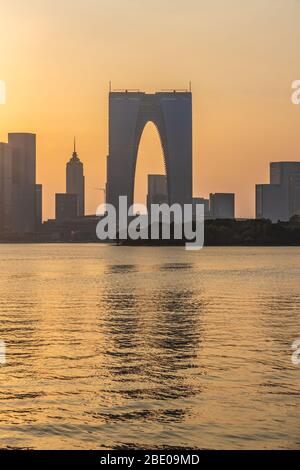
[147,174,235,219]
[106,89,236,220]
[0,134,86,235]
[1,90,300,237]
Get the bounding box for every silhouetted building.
[289,175,300,218]
[192,197,210,219]
[256,184,282,223]
[66,139,85,216]
[42,214,101,242]
[35,184,42,228]
[106,91,192,210]
[256,162,300,222]
[55,193,78,222]
[9,133,36,233]
[0,142,12,232]
[147,174,168,210]
[210,193,235,219]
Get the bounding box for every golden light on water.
[0,245,300,449]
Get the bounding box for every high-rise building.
[256,184,283,222]
[0,143,13,232]
[256,162,300,222]
[289,175,300,218]
[147,174,168,210]
[209,193,235,219]
[55,193,78,222]
[8,133,36,233]
[106,91,192,210]
[35,184,43,228]
[0,134,41,234]
[66,139,85,216]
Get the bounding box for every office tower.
[210,193,235,219]
[256,184,283,222]
[192,197,210,219]
[35,184,43,228]
[66,139,85,216]
[256,162,300,222]
[289,175,300,218]
[106,91,192,210]
[147,174,168,210]
[55,193,78,222]
[8,133,36,233]
[0,143,12,232]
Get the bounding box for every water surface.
[0,245,299,449]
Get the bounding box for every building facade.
[8,133,37,233]
[66,140,85,216]
[209,193,235,219]
[256,162,300,222]
[0,134,40,233]
[35,184,43,228]
[147,174,168,210]
[106,91,193,210]
[0,143,12,232]
[55,193,78,222]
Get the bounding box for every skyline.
[1,0,300,220]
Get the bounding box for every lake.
[0,245,299,449]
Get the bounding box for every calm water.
[0,245,299,449]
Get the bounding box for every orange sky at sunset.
[1,0,300,219]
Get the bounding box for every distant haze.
[1,0,300,219]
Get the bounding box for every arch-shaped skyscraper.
[106,91,193,209]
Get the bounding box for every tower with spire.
[66,138,85,216]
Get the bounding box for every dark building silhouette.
[256,162,300,222]
[35,184,42,228]
[210,193,235,219]
[106,91,193,210]
[55,193,78,222]
[0,142,12,232]
[147,174,168,210]
[9,133,37,233]
[0,134,39,233]
[66,139,85,216]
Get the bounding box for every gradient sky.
[1,0,300,219]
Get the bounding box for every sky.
[0,0,300,219]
